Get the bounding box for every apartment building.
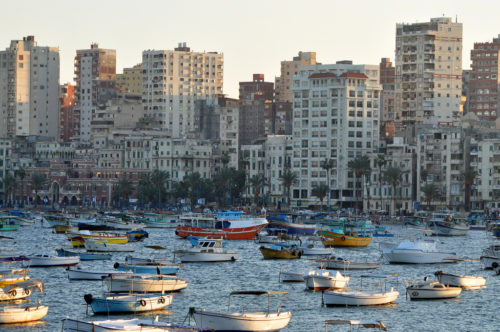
[218,98,239,169]
[291,61,381,207]
[275,52,316,103]
[142,43,223,138]
[395,17,462,131]
[380,58,396,137]
[0,36,60,139]
[59,84,77,142]
[117,64,143,96]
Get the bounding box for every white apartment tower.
[291,62,381,207]
[0,36,60,138]
[142,43,223,137]
[395,17,462,131]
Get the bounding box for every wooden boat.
[320,231,372,247]
[84,293,172,314]
[428,213,468,236]
[114,262,179,275]
[304,270,349,291]
[174,238,239,263]
[316,257,380,270]
[0,269,30,287]
[56,248,112,261]
[104,274,188,293]
[0,305,48,324]
[405,277,462,300]
[140,213,179,228]
[192,290,291,331]
[0,216,20,231]
[62,318,199,332]
[434,270,486,289]
[22,255,80,267]
[84,240,135,252]
[266,213,316,236]
[325,320,388,331]
[68,268,131,281]
[43,214,70,227]
[54,224,78,234]
[68,231,129,247]
[259,243,302,259]
[0,280,44,301]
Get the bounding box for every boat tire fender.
[9,289,16,297]
[492,262,499,269]
[159,297,165,304]
[231,256,235,261]
[24,288,30,296]
[140,299,147,306]
[84,294,93,305]
[113,262,120,269]
[411,291,418,297]
[341,236,346,241]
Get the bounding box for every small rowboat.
[0,280,44,301]
[259,244,302,259]
[56,248,112,261]
[0,305,49,324]
[405,278,462,300]
[104,274,188,293]
[84,293,172,314]
[22,255,80,267]
[316,257,380,270]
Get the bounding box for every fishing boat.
[84,239,136,252]
[68,231,129,247]
[104,274,189,293]
[0,216,20,231]
[174,238,239,263]
[22,254,80,267]
[304,270,349,291]
[0,305,49,324]
[113,262,180,275]
[259,243,303,259]
[480,245,500,269]
[0,280,44,301]
[54,223,78,234]
[434,271,486,290]
[428,213,468,236]
[175,211,268,240]
[316,256,380,270]
[381,239,457,264]
[62,318,201,332]
[43,214,70,227]
[127,229,149,242]
[266,213,316,236]
[68,267,131,280]
[0,269,30,287]
[404,277,462,300]
[324,320,388,331]
[140,213,179,228]
[56,248,112,260]
[403,216,428,229]
[192,290,291,331]
[323,274,399,306]
[318,218,373,247]
[299,237,333,256]
[84,293,172,314]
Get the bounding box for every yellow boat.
[319,230,372,247]
[68,232,129,247]
[259,244,302,259]
[0,269,30,287]
[54,224,78,234]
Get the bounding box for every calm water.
[1,222,499,332]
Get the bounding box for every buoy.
[24,288,30,296]
[113,262,120,269]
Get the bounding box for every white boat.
[434,270,486,290]
[192,290,291,331]
[62,318,197,331]
[404,277,462,300]
[381,239,457,264]
[428,213,468,236]
[317,256,380,270]
[84,240,136,252]
[84,293,172,314]
[480,245,500,269]
[68,268,131,280]
[304,270,349,291]
[22,254,80,267]
[300,240,333,256]
[125,256,172,266]
[0,305,49,324]
[0,280,44,301]
[104,274,188,293]
[174,238,239,262]
[278,267,304,282]
[325,320,388,331]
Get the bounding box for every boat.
[316,256,380,270]
[54,224,79,234]
[174,238,239,263]
[192,290,291,331]
[0,268,30,287]
[140,213,180,228]
[318,218,373,247]
[404,277,462,300]
[0,280,44,301]
[0,305,49,324]
[428,213,468,236]
[259,243,303,259]
[84,293,172,314]
[22,254,80,267]
[403,216,428,229]
[84,239,136,252]
[175,211,268,240]
[43,214,70,227]
[480,245,500,269]
[372,231,394,237]
[114,262,180,275]
[266,213,316,236]
[0,216,20,231]
[381,239,457,264]
[434,270,486,290]
[56,248,112,260]
[304,269,349,291]
[299,237,333,256]
[127,229,149,242]
[125,256,173,266]
[61,318,203,332]
[323,274,399,307]
[255,231,281,244]
[68,267,131,281]
[68,231,129,247]
[104,274,189,293]
[324,320,388,331]
[278,267,304,282]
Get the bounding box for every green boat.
[139,213,179,228]
[0,216,20,231]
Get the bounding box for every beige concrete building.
[142,43,223,138]
[90,95,146,135]
[275,52,316,103]
[0,36,60,139]
[395,17,463,132]
[117,64,142,96]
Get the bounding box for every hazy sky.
[2,0,499,98]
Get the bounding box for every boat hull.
[432,223,468,236]
[279,272,304,282]
[435,272,486,289]
[0,287,31,301]
[62,318,195,332]
[84,241,135,252]
[267,223,316,236]
[318,231,372,247]
[382,251,456,264]
[0,305,48,324]
[259,247,301,259]
[318,259,380,270]
[304,275,349,291]
[68,269,129,281]
[193,310,291,331]
[175,251,239,263]
[56,249,112,261]
[175,224,266,240]
[115,264,179,275]
[406,287,462,300]
[301,247,333,256]
[23,256,80,267]
[106,277,188,293]
[480,255,500,269]
[89,294,172,314]
[324,290,399,306]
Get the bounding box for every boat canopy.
[4,279,44,293]
[325,320,388,330]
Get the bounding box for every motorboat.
[174,238,239,263]
[299,238,333,256]
[113,262,180,275]
[84,239,136,252]
[317,218,373,247]
[278,267,304,282]
[259,243,302,259]
[266,213,316,236]
[324,320,388,331]
[84,293,172,314]
[381,239,457,264]
[140,213,179,228]
[255,231,281,244]
[0,305,49,324]
[62,318,200,331]
[304,270,349,291]
[104,274,188,293]
[317,256,380,270]
[0,280,44,301]
[68,231,129,247]
[323,274,399,306]
[0,268,30,287]
[404,277,462,300]
[125,256,172,266]
[192,290,291,331]
[56,248,112,260]
[175,211,268,240]
[434,270,486,290]
[22,254,80,267]
[480,245,500,269]
[67,267,131,281]
[428,213,468,236]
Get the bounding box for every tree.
[31,173,47,207]
[279,169,298,208]
[383,166,402,214]
[312,183,329,210]
[1,172,16,207]
[421,183,438,210]
[221,152,230,168]
[249,174,266,205]
[151,170,169,209]
[114,178,133,208]
[16,168,26,207]
[461,169,477,211]
[321,158,335,210]
[183,172,202,207]
[171,181,189,203]
[375,154,386,209]
[348,155,371,210]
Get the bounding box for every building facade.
[59,84,77,142]
[379,58,396,137]
[116,64,143,96]
[239,74,274,101]
[275,51,317,103]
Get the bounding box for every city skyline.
[2,0,499,98]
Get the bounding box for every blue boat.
[56,248,112,261]
[113,262,180,275]
[84,293,172,314]
[266,213,316,236]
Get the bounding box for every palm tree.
[375,154,386,209]
[115,178,133,208]
[348,155,371,210]
[221,152,230,168]
[1,172,16,207]
[16,168,26,207]
[138,173,152,208]
[461,169,477,211]
[249,174,266,205]
[31,173,47,207]
[279,169,298,209]
[421,183,438,210]
[151,170,169,209]
[183,172,202,207]
[383,166,402,214]
[321,158,335,210]
[312,183,329,210]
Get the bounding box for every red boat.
[175,211,268,240]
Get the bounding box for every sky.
[1,0,499,98]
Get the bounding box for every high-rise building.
[462,69,471,116]
[116,64,142,96]
[59,84,76,142]
[469,35,500,120]
[0,36,60,139]
[275,51,316,103]
[142,43,223,137]
[74,43,116,142]
[238,100,266,146]
[395,17,463,131]
[239,74,274,101]
[380,58,396,137]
